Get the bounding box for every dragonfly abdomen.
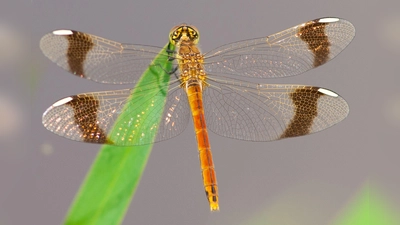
[186,82,219,211]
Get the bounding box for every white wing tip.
[43,96,74,119]
[52,97,73,106]
[318,88,339,97]
[318,18,340,23]
[52,30,74,35]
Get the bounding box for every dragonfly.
[40,17,355,211]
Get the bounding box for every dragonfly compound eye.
[186,26,199,43]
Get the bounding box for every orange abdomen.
[186,82,219,211]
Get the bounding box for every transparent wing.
[203,17,355,79]
[203,75,349,141]
[40,30,168,84]
[42,80,190,146]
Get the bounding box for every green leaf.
[331,182,400,225]
[64,43,175,225]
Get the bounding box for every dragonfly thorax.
[176,41,207,91]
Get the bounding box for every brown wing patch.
[65,31,94,77]
[298,21,330,67]
[280,87,323,138]
[66,95,112,144]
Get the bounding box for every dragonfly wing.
[203,18,355,79]
[42,84,190,146]
[155,85,190,143]
[40,30,166,84]
[203,75,349,141]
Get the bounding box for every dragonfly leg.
[166,43,176,61]
[169,66,179,76]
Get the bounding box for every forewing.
[40,30,166,84]
[203,18,355,78]
[203,75,349,141]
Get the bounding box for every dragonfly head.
[169,24,199,46]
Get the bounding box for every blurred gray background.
[1,0,399,224]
